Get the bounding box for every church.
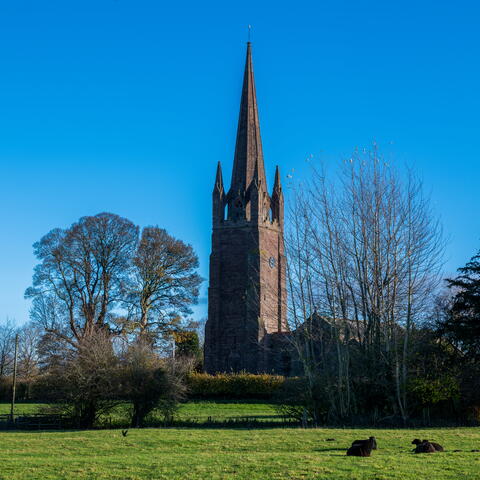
[204,43,291,375]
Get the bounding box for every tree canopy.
[442,251,480,359]
[25,212,202,348]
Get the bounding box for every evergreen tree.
[443,251,480,359]
[174,330,201,359]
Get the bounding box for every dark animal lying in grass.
[347,437,377,457]
[412,438,444,452]
[122,430,128,437]
[422,439,444,452]
[352,436,377,450]
[412,439,439,453]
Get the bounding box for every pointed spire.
[213,161,224,193]
[229,42,268,194]
[271,165,284,228]
[212,162,225,226]
[273,165,282,193]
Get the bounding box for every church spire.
[213,161,224,194]
[229,42,267,194]
[273,165,282,193]
[271,165,284,228]
[212,161,225,226]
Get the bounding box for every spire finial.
[248,25,252,43]
[274,165,282,192]
[213,161,224,193]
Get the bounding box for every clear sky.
[1,0,479,326]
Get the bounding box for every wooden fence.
[0,413,67,430]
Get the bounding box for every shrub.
[408,375,460,407]
[274,376,329,425]
[466,406,480,423]
[34,332,122,429]
[0,376,11,402]
[121,340,188,427]
[187,372,287,399]
[1,376,40,403]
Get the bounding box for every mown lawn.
[1,404,479,479]
[0,427,479,479]
[176,401,279,421]
[0,402,281,425]
[0,403,48,415]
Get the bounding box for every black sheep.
[351,436,377,450]
[347,437,376,457]
[422,439,444,452]
[412,439,437,454]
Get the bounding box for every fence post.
[10,333,19,423]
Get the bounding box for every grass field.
[176,401,279,421]
[1,404,479,479]
[0,402,282,425]
[0,427,479,479]
[0,403,48,415]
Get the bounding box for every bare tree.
[124,226,202,339]
[121,338,188,427]
[0,318,16,377]
[37,330,121,428]
[25,213,139,346]
[286,146,445,422]
[17,322,42,398]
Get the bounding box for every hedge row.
[1,373,289,402]
[0,377,33,402]
[187,372,287,399]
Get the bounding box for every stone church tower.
[204,43,288,374]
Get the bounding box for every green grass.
[0,403,48,415]
[0,402,282,425]
[0,427,479,479]
[1,403,478,479]
[178,401,279,421]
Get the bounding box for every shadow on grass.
[0,419,302,433]
[313,448,346,453]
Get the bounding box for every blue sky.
[0,0,479,325]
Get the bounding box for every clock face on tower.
[269,256,276,268]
